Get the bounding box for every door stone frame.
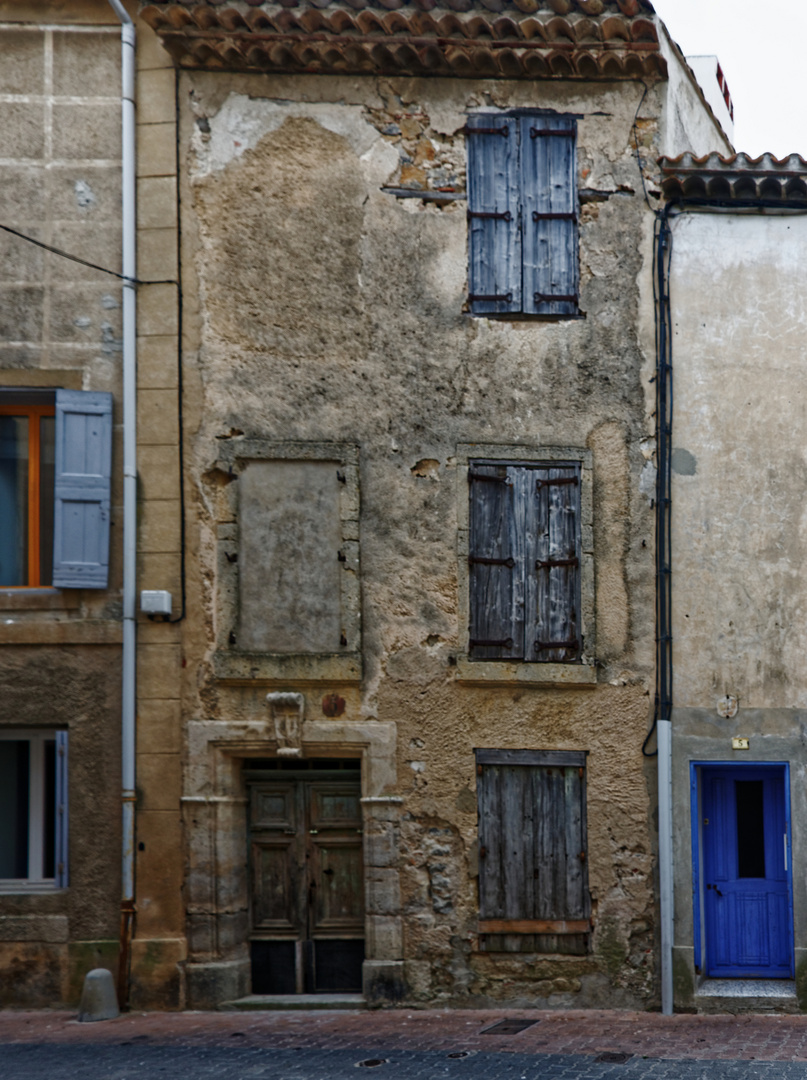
[182,716,403,1007]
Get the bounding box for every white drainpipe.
[108,0,137,1006]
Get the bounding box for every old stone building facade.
[0,0,735,1010]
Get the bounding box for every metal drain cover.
[595,1052,633,1064]
[481,1019,538,1035]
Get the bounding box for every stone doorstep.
[219,994,367,1011]
[694,978,800,1015]
[697,978,797,999]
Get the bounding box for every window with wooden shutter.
[468,460,581,663]
[475,748,589,955]
[467,111,578,318]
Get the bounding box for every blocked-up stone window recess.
[213,441,361,685]
[456,444,595,687]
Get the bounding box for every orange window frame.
[0,403,56,588]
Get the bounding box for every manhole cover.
[446,1051,476,1059]
[481,1019,538,1035]
[595,1052,633,1064]
[356,1060,388,1069]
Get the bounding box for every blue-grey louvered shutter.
[52,389,112,589]
[521,114,578,317]
[466,113,521,315]
[55,731,68,889]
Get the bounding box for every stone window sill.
[455,656,597,687]
[0,588,79,612]
[214,651,362,685]
[0,882,66,895]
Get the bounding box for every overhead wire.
[0,220,178,288]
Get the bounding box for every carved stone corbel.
[266,692,305,757]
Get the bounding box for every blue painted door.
[701,767,792,977]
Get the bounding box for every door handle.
[707,883,723,897]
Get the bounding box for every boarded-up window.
[476,749,589,955]
[467,112,578,318]
[469,460,581,662]
[239,460,342,653]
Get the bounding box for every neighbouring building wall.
[667,208,807,1010]
[176,69,667,1009]
[658,30,733,158]
[0,7,124,1004]
[0,2,186,1009]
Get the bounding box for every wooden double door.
[248,769,364,994]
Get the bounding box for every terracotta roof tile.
[659,151,807,204]
[139,1,664,79]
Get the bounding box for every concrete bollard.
[78,968,120,1022]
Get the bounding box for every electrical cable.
[1,206,187,623]
[0,221,178,288]
[643,203,673,758]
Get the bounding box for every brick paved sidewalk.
[1,1008,807,1063]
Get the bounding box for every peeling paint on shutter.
[52,389,112,589]
[466,114,521,316]
[533,465,581,662]
[468,464,522,659]
[521,115,578,317]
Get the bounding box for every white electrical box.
[140,590,173,618]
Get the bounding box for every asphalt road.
[3,1008,807,1080]
[4,1042,807,1080]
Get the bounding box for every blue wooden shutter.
[531,465,581,662]
[468,464,523,659]
[520,115,578,317]
[52,389,112,589]
[466,114,521,315]
[55,731,68,889]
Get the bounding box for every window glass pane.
[44,739,56,879]
[736,780,766,878]
[0,741,30,878]
[0,416,29,586]
[39,416,55,587]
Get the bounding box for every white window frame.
[0,729,68,893]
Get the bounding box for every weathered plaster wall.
[658,31,733,158]
[177,70,664,1008]
[670,213,807,711]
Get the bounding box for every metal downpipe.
[108,0,137,1010]
[655,210,674,1015]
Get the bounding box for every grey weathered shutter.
[466,113,521,315]
[520,114,578,317]
[52,389,112,589]
[468,464,522,659]
[477,752,589,953]
[54,731,68,889]
[532,465,581,662]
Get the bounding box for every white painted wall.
[669,210,807,708]
[658,28,734,157]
